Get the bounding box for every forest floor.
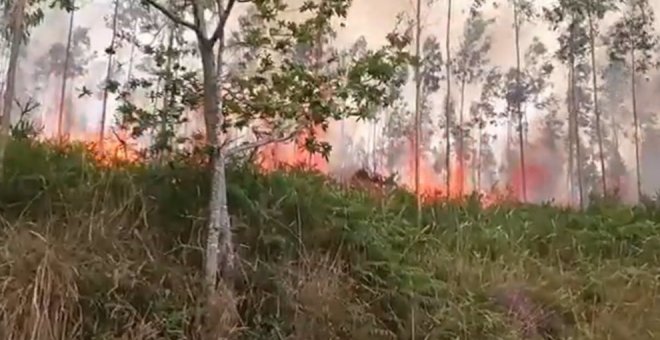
[0,139,659,339]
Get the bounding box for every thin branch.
[210,0,236,43]
[142,0,198,32]
[189,0,204,38]
[225,128,302,155]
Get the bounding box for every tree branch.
[210,0,236,44]
[189,0,205,38]
[141,0,198,32]
[225,128,302,156]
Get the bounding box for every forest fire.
[36,107,569,207]
[257,125,329,173]
[255,126,532,206]
[46,130,141,166]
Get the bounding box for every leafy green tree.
[136,0,410,332]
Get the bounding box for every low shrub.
[0,139,659,339]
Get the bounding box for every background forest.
[1,0,660,339]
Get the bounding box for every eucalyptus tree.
[471,67,501,191]
[98,0,121,147]
[508,0,534,202]
[110,0,199,155]
[0,0,74,178]
[607,0,659,201]
[55,0,81,138]
[600,60,629,192]
[135,0,410,333]
[496,37,554,200]
[443,0,452,198]
[585,0,618,197]
[545,1,589,208]
[411,0,442,217]
[33,25,93,135]
[452,9,493,195]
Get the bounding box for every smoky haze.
[1,0,660,205]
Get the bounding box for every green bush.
[1,139,660,339]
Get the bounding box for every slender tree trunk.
[513,0,527,202]
[588,12,607,196]
[444,0,452,199]
[568,19,584,209]
[58,4,75,139]
[631,48,642,202]
[191,0,236,302]
[458,78,466,196]
[0,0,27,180]
[574,97,585,208]
[200,37,232,283]
[413,0,422,223]
[371,118,377,173]
[99,0,120,148]
[160,23,176,156]
[610,111,621,190]
[125,2,139,83]
[476,122,482,192]
[567,69,575,203]
[199,36,239,340]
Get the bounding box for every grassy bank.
[0,139,659,339]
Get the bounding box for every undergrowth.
[1,139,660,339]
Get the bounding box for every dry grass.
[2,211,660,339]
[1,141,660,339]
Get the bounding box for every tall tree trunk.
[371,118,377,173]
[99,0,120,148]
[588,12,607,196]
[444,0,452,199]
[513,0,527,202]
[476,121,482,192]
[58,4,75,139]
[0,0,27,180]
[159,23,176,156]
[631,48,641,202]
[200,37,232,285]
[200,37,238,340]
[458,78,466,196]
[575,108,584,209]
[610,110,621,190]
[567,69,575,203]
[413,0,422,224]
[569,19,584,209]
[125,2,139,83]
[193,0,236,300]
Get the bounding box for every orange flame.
[258,125,329,172]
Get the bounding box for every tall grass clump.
[0,138,660,339]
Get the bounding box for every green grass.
[0,138,659,339]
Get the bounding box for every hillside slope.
[0,140,659,339]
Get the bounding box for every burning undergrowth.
[2,136,659,339]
